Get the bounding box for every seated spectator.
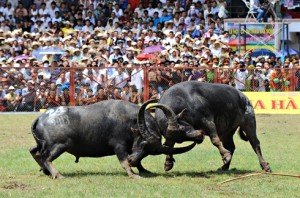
[95,87,108,102]
[80,88,96,105]
[44,89,60,108]
[4,86,20,111]
[60,86,70,106]
[129,85,141,104]
[17,82,36,111]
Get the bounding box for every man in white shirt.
[109,46,122,64]
[51,11,62,23]
[82,19,94,33]
[48,1,60,19]
[165,31,177,46]
[3,3,14,18]
[38,3,49,17]
[113,4,123,18]
[109,67,129,89]
[234,63,249,91]
[130,64,144,93]
[134,4,144,18]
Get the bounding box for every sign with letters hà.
[244,92,300,114]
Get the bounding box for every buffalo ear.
[176,108,187,119]
[131,127,140,136]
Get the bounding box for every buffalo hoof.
[261,162,272,172]
[40,168,51,176]
[217,167,228,172]
[164,161,174,172]
[217,166,229,172]
[52,173,65,179]
[222,152,232,165]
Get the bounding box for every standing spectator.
[130,63,144,93]
[269,66,283,91]
[110,67,129,89]
[234,62,249,91]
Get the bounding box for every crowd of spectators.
[0,0,299,111]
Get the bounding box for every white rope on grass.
[218,171,300,185]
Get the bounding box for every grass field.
[0,114,299,197]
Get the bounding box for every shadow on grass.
[61,168,256,179]
[63,171,128,178]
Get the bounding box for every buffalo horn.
[146,104,177,126]
[160,142,196,155]
[137,99,159,142]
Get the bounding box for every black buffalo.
[30,99,196,179]
[155,81,271,172]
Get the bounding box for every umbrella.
[250,49,276,58]
[143,45,165,54]
[38,47,66,55]
[228,39,246,46]
[136,53,156,61]
[14,55,29,61]
[278,48,299,56]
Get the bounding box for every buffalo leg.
[219,134,236,171]
[29,145,50,175]
[114,145,141,179]
[240,110,271,172]
[42,144,67,179]
[205,121,232,167]
[163,140,175,172]
[137,161,152,174]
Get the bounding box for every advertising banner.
[226,23,276,51]
[244,92,300,114]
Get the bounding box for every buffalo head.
[128,99,196,167]
[151,104,205,144]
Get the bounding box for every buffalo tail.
[238,128,249,141]
[31,118,47,155]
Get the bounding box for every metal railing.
[0,66,299,112]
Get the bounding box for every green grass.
[0,114,299,197]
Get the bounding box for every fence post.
[291,68,296,91]
[143,67,149,102]
[69,68,76,106]
[213,67,219,83]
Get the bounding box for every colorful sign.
[226,23,276,51]
[244,92,300,114]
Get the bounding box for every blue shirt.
[159,15,173,24]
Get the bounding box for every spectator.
[269,66,284,91]
[0,0,297,112]
[250,0,266,22]
[234,62,249,91]
[130,63,144,93]
[4,86,19,111]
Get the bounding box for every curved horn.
[137,99,159,142]
[176,108,187,119]
[159,142,196,155]
[147,104,177,125]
